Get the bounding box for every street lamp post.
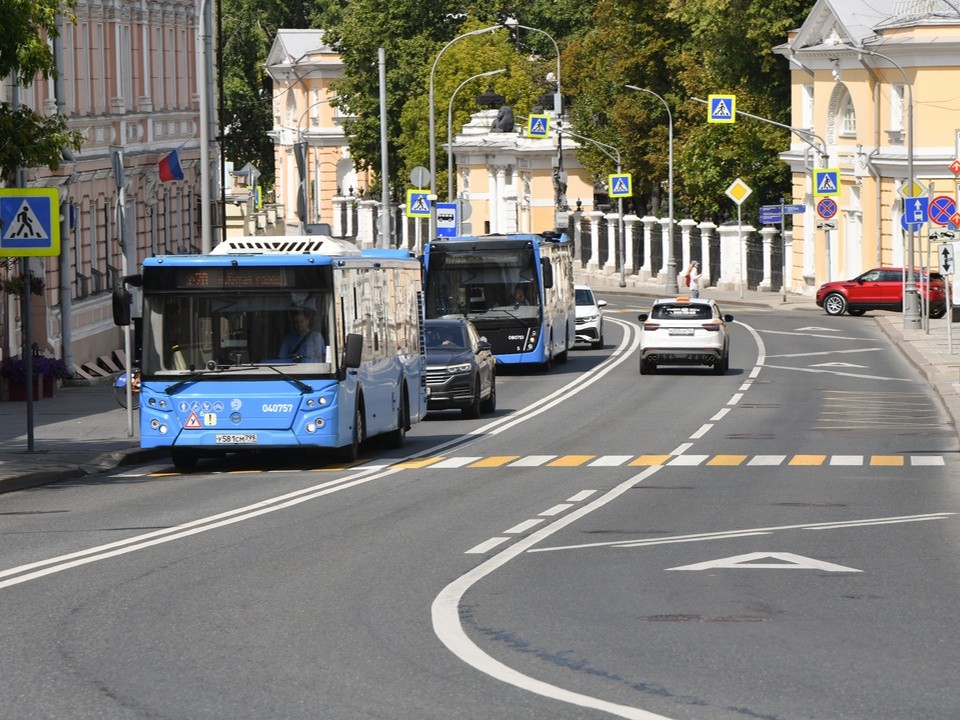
[447,69,506,203]
[549,122,624,285]
[625,85,677,293]
[429,24,503,238]
[837,42,920,329]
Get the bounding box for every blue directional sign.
[759,205,783,224]
[784,204,806,214]
[707,94,736,123]
[904,196,929,226]
[436,202,457,237]
[527,114,550,138]
[406,189,431,218]
[0,188,60,257]
[608,173,633,198]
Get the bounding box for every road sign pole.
[780,197,787,303]
[738,204,743,298]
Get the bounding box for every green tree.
[0,0,83,181]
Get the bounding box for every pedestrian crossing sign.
[527,114,550,138]
[406,189,431,218]
[0,188,60,257]
[813,168,841,198]
[708,94,736,124]
[608,173,633,198]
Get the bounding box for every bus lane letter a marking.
[4,200,48,240]
[666,552,861,572]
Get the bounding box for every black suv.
[424,318,496,418]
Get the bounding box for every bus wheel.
[339,402,364,462]
[384,396,407,449]
[171,448,198,471]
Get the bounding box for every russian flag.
[158,148,184,183]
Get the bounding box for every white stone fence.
[336,197,794,294]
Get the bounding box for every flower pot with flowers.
[1,355,70,400]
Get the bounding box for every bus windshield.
[425,248,541,319]
[141,290,335,376]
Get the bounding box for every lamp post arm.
[691,96,828,163]
[447,69,506,203]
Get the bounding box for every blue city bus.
[113,236,427,470]
[422,231,576,367]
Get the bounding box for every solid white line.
[434,465,675,720]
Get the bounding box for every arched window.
[839,93,857,137]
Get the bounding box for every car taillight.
[702,323,720,331]
[643,322,660,331]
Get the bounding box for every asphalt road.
[1,299,958,720]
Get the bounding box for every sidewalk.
[1,277,958,495]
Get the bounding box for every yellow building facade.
[776,0,960,295]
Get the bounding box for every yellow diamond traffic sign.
[725,178,752,206]
[897,178,928,199]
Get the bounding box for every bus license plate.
[216,433,258,444]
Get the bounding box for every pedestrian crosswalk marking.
[387,453,946,469]
[3,200,47,240]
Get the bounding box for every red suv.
[816,267,946,318]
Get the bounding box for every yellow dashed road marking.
[547,455,595,467]
[469,456,521,468]
[629,454,672,466]
[707,454,748,466]
[870,455,904,466]
[789,454,826,466]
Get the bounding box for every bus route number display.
[176,267,287,288]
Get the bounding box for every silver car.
[638,297,733,375]
[575,284,607,349]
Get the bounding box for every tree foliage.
[0,0,83,181]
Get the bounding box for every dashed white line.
[540,503,573,517]
[567,490,597,502]
[465,537,510,554]
[508,455,556,467]
[504,519,545,534]
[587,455,632,467]
[689,424,713,439]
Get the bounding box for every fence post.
[759,226,778,292]
[640,216,657,280]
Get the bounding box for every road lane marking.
[547,455,594,467]
[431,457,482,468]
[707,454,747,466]
[540,503,573,516]
[504,519,545,534]
[689,424,713,439]
[588,456,632,467]
[789,454,826,466]
[508,455,556,467]
[465,537,510,554]
[871,455,905,466]
[469,456,520,467]
[667,552,861,572]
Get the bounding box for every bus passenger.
[278,311,326,362]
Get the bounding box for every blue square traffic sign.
[0,188,60,257]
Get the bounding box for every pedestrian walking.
[683,260,701,298]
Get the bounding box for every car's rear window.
[652,304,713,320]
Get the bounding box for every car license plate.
[669,328,695,336]
[216,433,258,444]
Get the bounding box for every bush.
[0,355,70,384]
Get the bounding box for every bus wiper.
[164,369,211,395]
[259,364,314,393]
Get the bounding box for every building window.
[840,94,856,137]
[801,84,814,129]
[890,83,904,132]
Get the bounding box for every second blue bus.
[422,231,576,367]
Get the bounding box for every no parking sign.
[929,195,957,227]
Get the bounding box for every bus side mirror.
[112,285,132,326]
[341,333,363,376]
[541,258,554,289]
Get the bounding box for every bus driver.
[278,311,326,362]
